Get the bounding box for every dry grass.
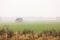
[0,28,60,40]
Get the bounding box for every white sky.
[0,0,60,18]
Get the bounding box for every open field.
[0,22,60,40]
[0,22,60,33]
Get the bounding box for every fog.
[0,0,60,23]
[0,17,59,23]
[0,0,60,17]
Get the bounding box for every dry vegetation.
[0,27,60,40]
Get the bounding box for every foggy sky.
[0,0,60,17]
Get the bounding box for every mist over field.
[0,0,60,23]
[0,17,60,23]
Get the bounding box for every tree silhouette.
[15,18,23,23]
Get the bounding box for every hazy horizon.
[0,0,60,23]
[0,17,59,23]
